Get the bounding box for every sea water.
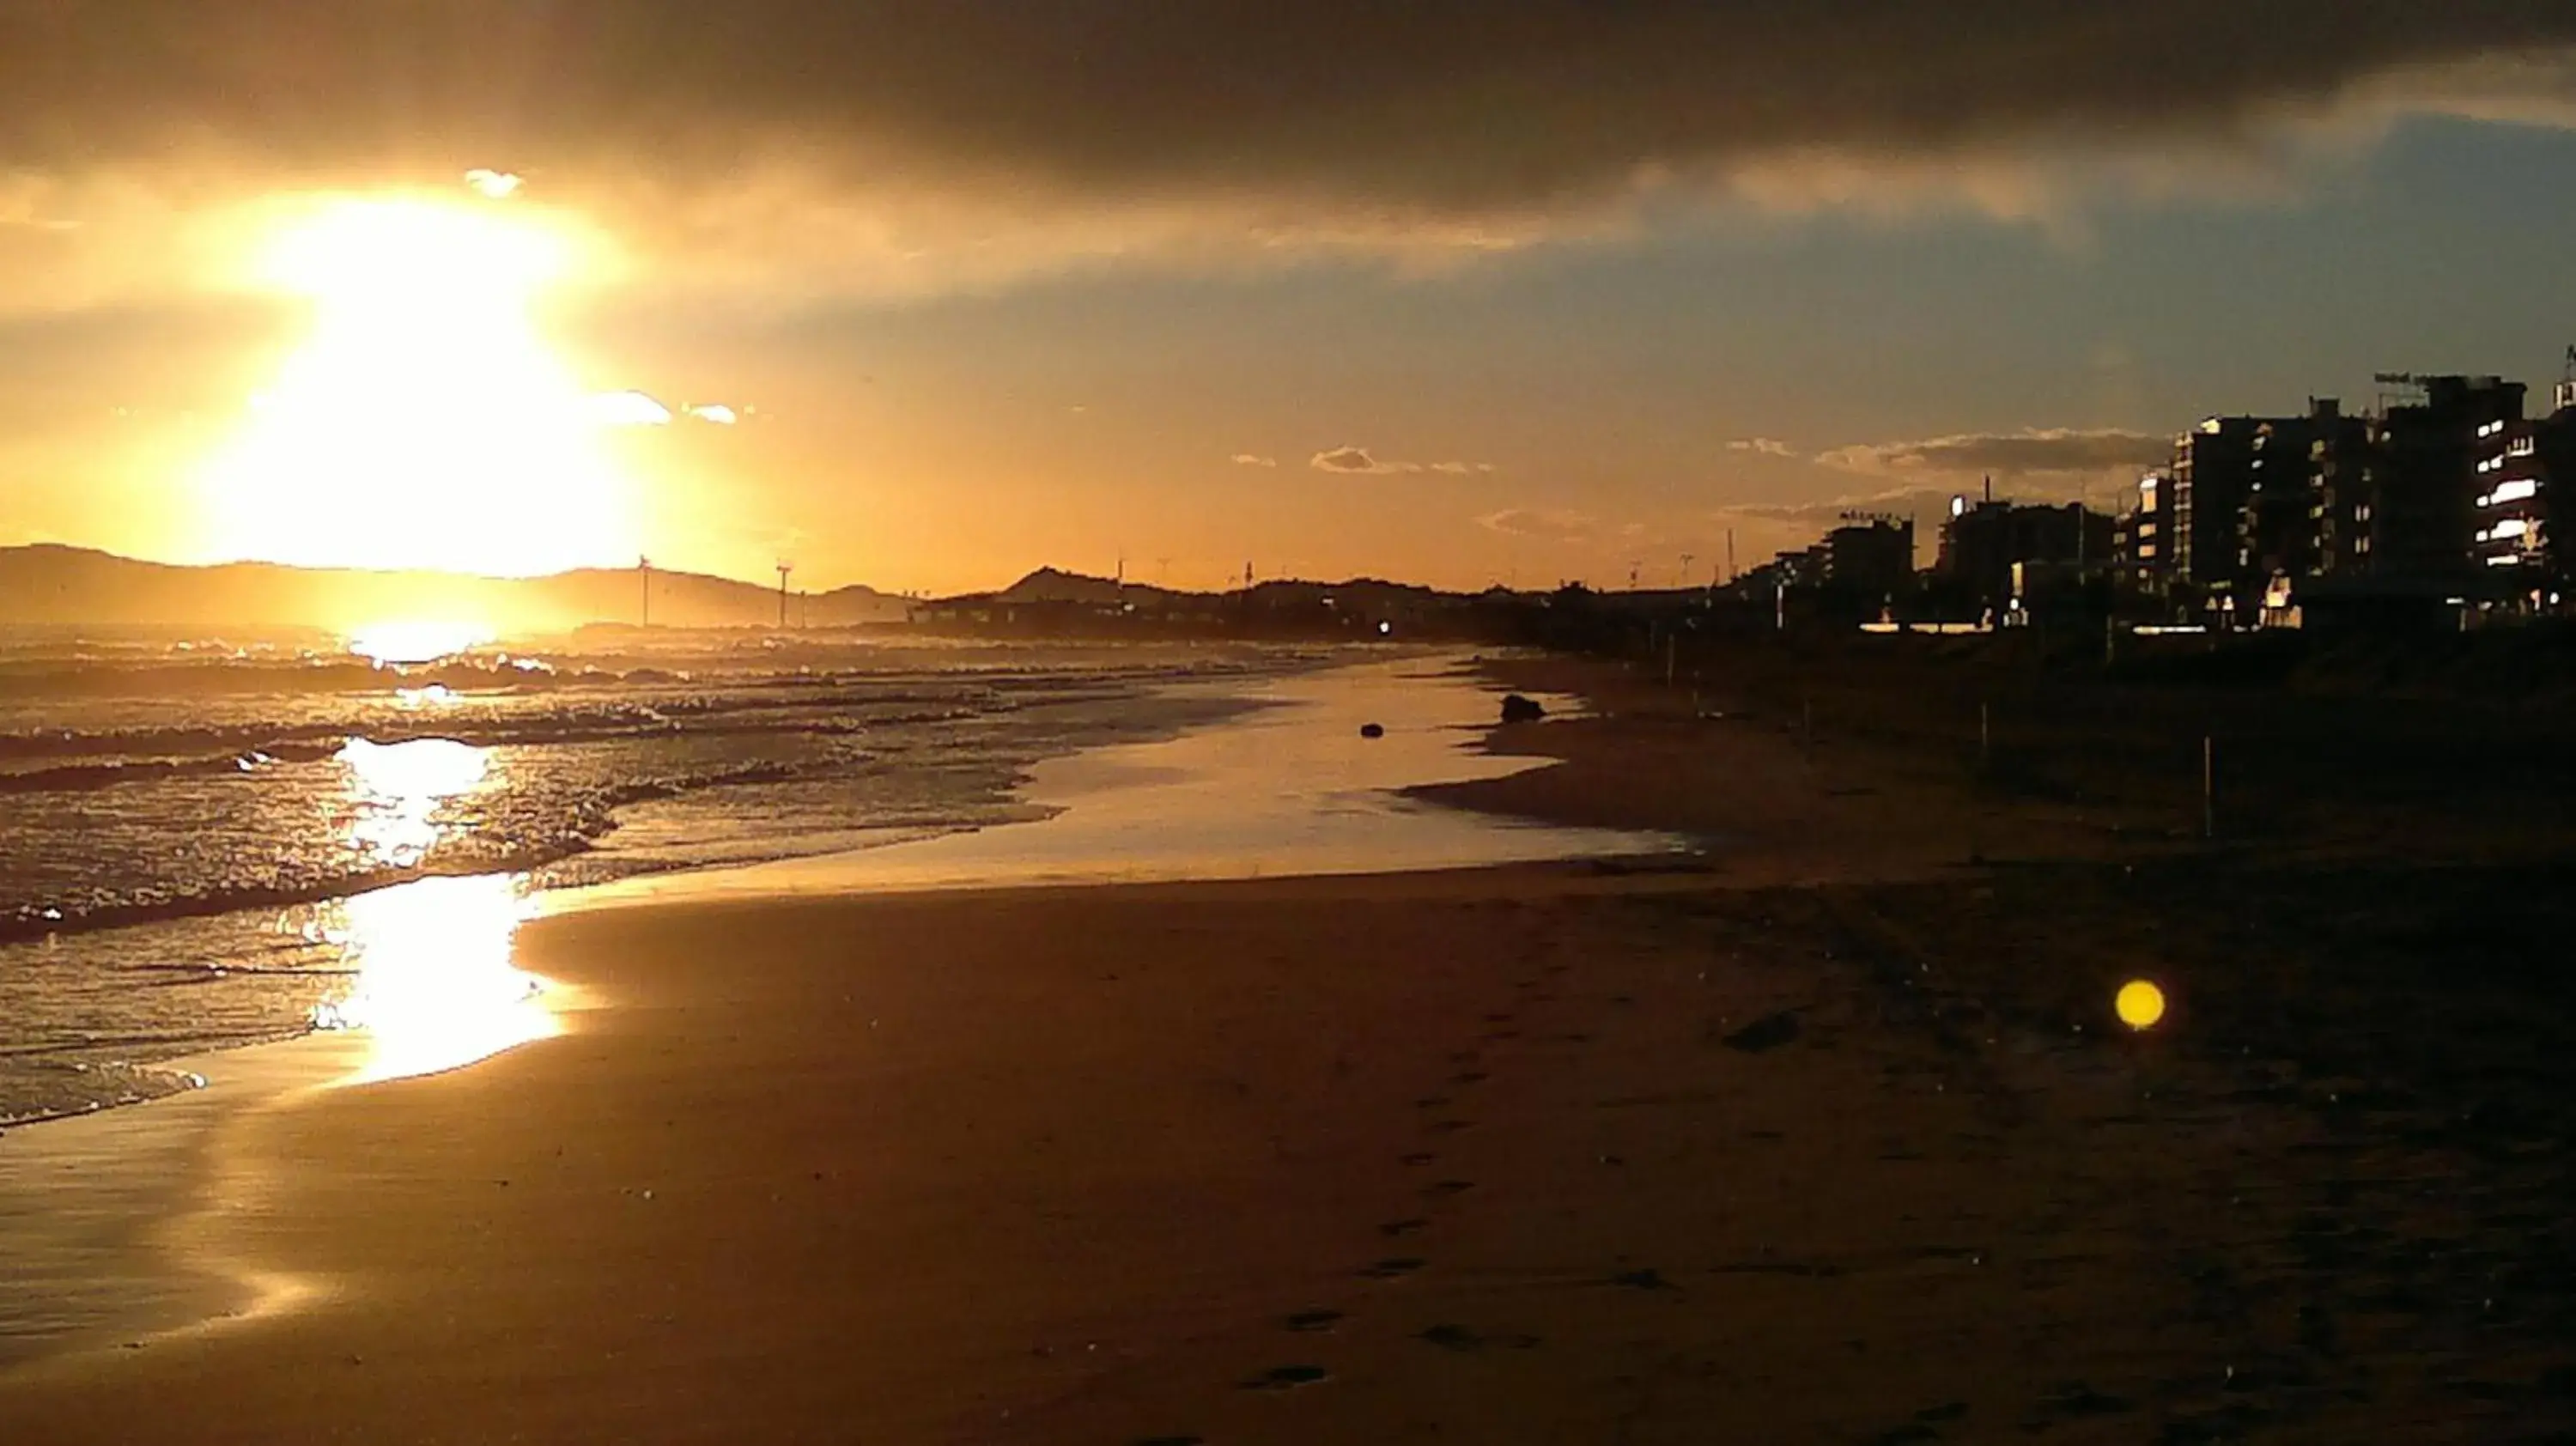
[0,627,1306,1122]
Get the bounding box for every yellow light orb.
[193,194,639,578]
[2116,979,2167,1031]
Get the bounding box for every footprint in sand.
[1381,1218,1430,1237]
[1425,1180,1476,1199]
[1418,1323,1483,1352]
[1240,1364,1331,1391]
[2030,1382,2130,1419]
[1400,1151,1438,1167]
[1361,1257,1426,1279]
[1284,1309,1345,1333]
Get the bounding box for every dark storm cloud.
[4,1,2575,306]
[5,2,2574,210]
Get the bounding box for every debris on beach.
[1720,1010,1803,1054]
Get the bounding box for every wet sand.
[4,651,2573,1442]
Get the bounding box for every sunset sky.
[4,2,2576,595]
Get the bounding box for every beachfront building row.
[2117,368,2576,625]
[1724,514,1918,623]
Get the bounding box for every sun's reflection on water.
[309,736,556,1081]
[337,736,488,869]
[347,621,494,667]
[310,873,558,1084]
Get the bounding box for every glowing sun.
[195,190,638,577]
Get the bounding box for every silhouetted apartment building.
[2474,416,2551,579]
[2368,374,2524,584]
[2311,410,2380,577]
[2111,473,2170,589]
[2169,417,2262,594]
[2240,399,2368,589]
[2482,369,2576,599]
[1822,516,1916,600]
[1936,484,2113,614]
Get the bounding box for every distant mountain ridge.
[0,545,910,632]
[974,565,1458,612]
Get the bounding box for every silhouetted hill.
[0,545,909,632]
[992,567,1148,606]
[967,568,1451,612]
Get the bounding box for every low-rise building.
[1936,485,2113,617]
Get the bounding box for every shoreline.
[0,649,1674,1371]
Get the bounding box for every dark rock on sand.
[1722,1010,1803,1054]
[1500,694,1546,724]
[1359,722,1385,738]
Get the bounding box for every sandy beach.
[3,651,2571,1443]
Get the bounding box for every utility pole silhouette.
[1680,552,1695,588]
[775,562,793,629]
[639,556,652,629]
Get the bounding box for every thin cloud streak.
[1479,507,1596,543]
[1816,428,2172,480]
[1312,447,1498,477]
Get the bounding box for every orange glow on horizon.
[346,619,495,666]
